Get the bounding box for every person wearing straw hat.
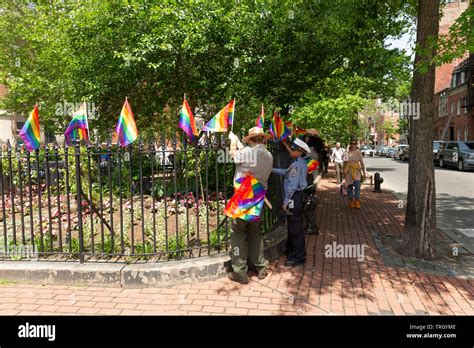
[342,137,368,209]
[227,127,273,284]
[272,138,310,267]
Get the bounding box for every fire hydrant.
[374,172,383,193]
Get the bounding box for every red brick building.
[434,54,473,141]
[433,0,472,141]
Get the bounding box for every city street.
[365,156,474,252]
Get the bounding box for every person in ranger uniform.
[272,138,311,267]
[227,127,273,284]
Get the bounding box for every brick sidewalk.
[0,177,472,316]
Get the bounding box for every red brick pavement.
[0,177,472,316]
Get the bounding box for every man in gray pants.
[228,127,273,284]
[331,142,345,184]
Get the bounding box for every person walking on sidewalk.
[273,138,310,267]
[342,139,368,209]
[227,127,273,284]
[331,142,345,184]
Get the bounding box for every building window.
[465,97,468,113]
[464,127,469,141]
[439,92,448,117]
[457,99,461,115]
[460,71,465,84]
[457,128,460,141]
[451,102,454,115]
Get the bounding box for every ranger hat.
[291,138,311,154]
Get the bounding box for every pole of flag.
[231,97,236,133]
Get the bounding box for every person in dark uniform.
[272,138,310,267]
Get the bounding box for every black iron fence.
[0,134,285,262]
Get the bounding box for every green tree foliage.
[0,0,413,139]
[381,120,397,143]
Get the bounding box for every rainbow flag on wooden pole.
[19,104,41,151]
[256,103,264,128]
[202,99,235,133]
[179,97,198,142]
[116,98,138,147]
[64,102,89,145]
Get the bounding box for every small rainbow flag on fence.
[256,104,264,128]
[202,99,235,132]
[116,98,138,147]
[224,174,266,222]
[269,112,290,142]
[179,98,198,142]
[64,102,89,145]
[19,105,41,151]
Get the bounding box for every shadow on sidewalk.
[215,170,473,315]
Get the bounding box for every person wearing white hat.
[272,138,310,267]
[227,127,273,284]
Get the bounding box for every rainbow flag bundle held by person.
[64,102,89,145]
[306,158,319,174]
[202,99,235,132]
[269,112,290,142]
[179,98,198,142]
[224,174,266,222]
[255,103,264,128]
[19,105,41,151]
[116,98,138,147]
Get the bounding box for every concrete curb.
[0,225,287,288]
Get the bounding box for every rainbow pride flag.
[269,112,290,142]
[202,99,234,132]
[255,104,264,128]
[19,105,41,151]
[64,102,89,145]
[116,98,138,147]
[306,158,319,174]
[179,98,198,142]
[224,174,266,222]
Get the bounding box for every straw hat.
[305,128,319,136]
[243,127,272,143]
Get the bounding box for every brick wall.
[434,0,470,94]
[434,86,472,141]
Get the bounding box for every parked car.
[375,145,388,156]
[395,144,409,160]
[380,146,390,157]
[387,146,397,158]
[438,141,474,171]
[433,140,446,165]
[360,145,375,157]
[399,145,409,161]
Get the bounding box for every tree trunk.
[402,0,439,259]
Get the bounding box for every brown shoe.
[349,199,356,208]
[257,270,268,280]
[228,272,249,284]
[355,199,361,209]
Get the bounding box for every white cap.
[291,138,311,154]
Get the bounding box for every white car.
[395,145,409,160]
[360,145,375,157]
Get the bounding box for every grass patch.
[0,278,17,285]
